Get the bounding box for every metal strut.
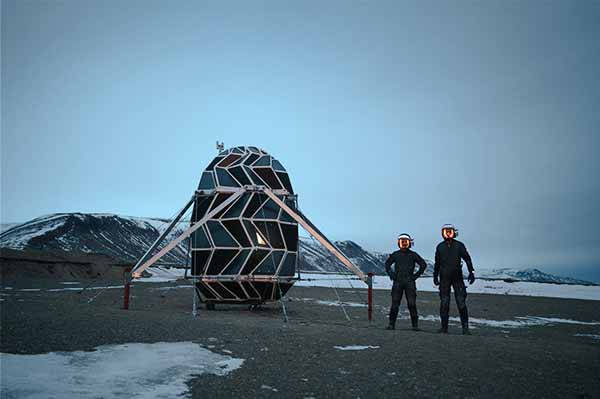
[129,195,196,278]
[130,190,244,279]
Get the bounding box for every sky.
[2,1,599,281]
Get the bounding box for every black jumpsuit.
[385,249,427,328]
[433,239,474,330]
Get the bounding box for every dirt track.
[1,280,599,398]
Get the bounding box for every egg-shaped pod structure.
[190,146,299,305]
[128,145,367,312]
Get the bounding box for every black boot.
[459,308,470,335]
[411,315,420,331]
[387,307,398,330]
[438,317,449,333]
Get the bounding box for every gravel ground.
[1,279,599,398]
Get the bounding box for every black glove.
[468,272,475,285]
[433,275,439,286]
[412,274,419,281]
[388,273,395,281]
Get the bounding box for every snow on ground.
[0,342,244,399]
[334,345,380,351]
[289,297,367,308]
[294,297,600,329]
[315,300,367,308]
[296,273,600,301]
[11,285,122,293]
[137,267,187,283]
[152,285,193,291]
[574,334,600,340]
[413,314,600,329]
[47,286,124,292]
[261,384,279,392]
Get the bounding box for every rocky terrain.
[1,280,599,398]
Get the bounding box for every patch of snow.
[261,384,279,392]
[46,286,123,292]
[0,341,244,399]
[152,285,193,291]
[315,300,367,308]
[415,314,600,328]
[137,267,186,283]
[60,282,80,285]
[525,317,600,326]
[296,273,600,301]
[334,345,380,351]
[574,334,600,340]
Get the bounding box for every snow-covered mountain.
[298,238,436,276]
[0,213,596,285]
[0,213,391,273]
[298,237,387,274]
[478,268,594,286]
[0,213,189,265]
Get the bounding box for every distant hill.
[478,268,596,286]
[0,213,389,273]
[0,213,596,285]
[0,213,189,265]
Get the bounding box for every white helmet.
[441,224,459,238]
[397,233,414,248]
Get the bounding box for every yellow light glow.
[442,228,455,239]
[257,232,267,246]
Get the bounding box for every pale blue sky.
[2,1,599,280]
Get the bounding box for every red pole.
[123,282,130,310]
[367,272,373,322]
[123,267,132,310]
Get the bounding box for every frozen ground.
[1,342,243,399]
[2,283,599,398]
[334,345,380,351]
